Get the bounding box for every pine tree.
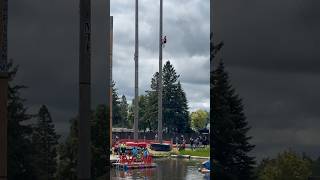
[58,106,110,179]
[91,105,108,178]
[57,118,78,180]
[174,81,190,133]
[162,61,180,133]
[112,81,122,127]
[144,72,159,131]
[144,61,190,133]
[119,95,129,128]
[7,61,36,179]
[32,105,60,180]
[137,95,148,131]
[212,61,255,180]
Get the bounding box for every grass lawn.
[179,147,210,157]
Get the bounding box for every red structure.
[113,139,172,148]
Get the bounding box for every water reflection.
[110,158,210,180]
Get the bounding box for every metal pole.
[78,0,91,179]
[210,0,214,176]
[158,0,163,144]
[133,0,139,141]
[109,16,113,151]
[106,0,111,172]
[0,0,8,179]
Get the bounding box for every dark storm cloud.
[215,0,320,74]
[215,0,320,159]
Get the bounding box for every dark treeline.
[8,55,320,180]
[6,59,203,179]
[210,60,320,180]
[7,61,60,180]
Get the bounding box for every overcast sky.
[8,0,320,160]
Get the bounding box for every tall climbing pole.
[133,0,139,141]
[78,0,91,179]
[0,0,8,179]
[158,0,163,144]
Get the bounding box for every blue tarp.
[202,160,210,170]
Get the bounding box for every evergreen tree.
[312,156,320,176]
[58,106,110,179]
[7,61,36,179]
[57,118,78,180]
[174,81,190,133]
[162,61,180,133]
[144,72,159,131]
[112,81,122,127]
[137,95,148,131]
[119,95,129,128]
[212,61,255,180]
[91,105,108,178]
[144,61,190,133]
[127,103,134,129]
[32,105,60,180]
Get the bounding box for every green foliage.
[112,82,129,128]
[179,147,210,157]
[119,95,129,128]
[137,95,148,131]
[311,157,320,176]
[140,61,190,133]
[91,105,109,178]
[57,118,78,180]
[190,109,209,132]
[32,105,60,180]
[111,81,122,127]
[211,61,255,179]
[143,72,160,131]
[58,105,110,179]
[7,61,36,179]
[257,151,312,180]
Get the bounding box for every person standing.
[190,137,194,150]
[175,136,179,147]
[155,133,158,142]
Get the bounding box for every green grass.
[179,147,210,157]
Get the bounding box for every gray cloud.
[215,0,320,160]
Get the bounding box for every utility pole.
[133,0,139,141]
[158,0,163,144]
[106,0,111,172]
[0,0,8,179]
[78,0,91,179]
[109,16,113,152]
[210,0,214,176]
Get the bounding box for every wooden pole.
[158,0,163,144]
[133,0,139,141]
[0,0,8,179]
[78,0,91,179]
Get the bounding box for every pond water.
[110,158,210,180]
